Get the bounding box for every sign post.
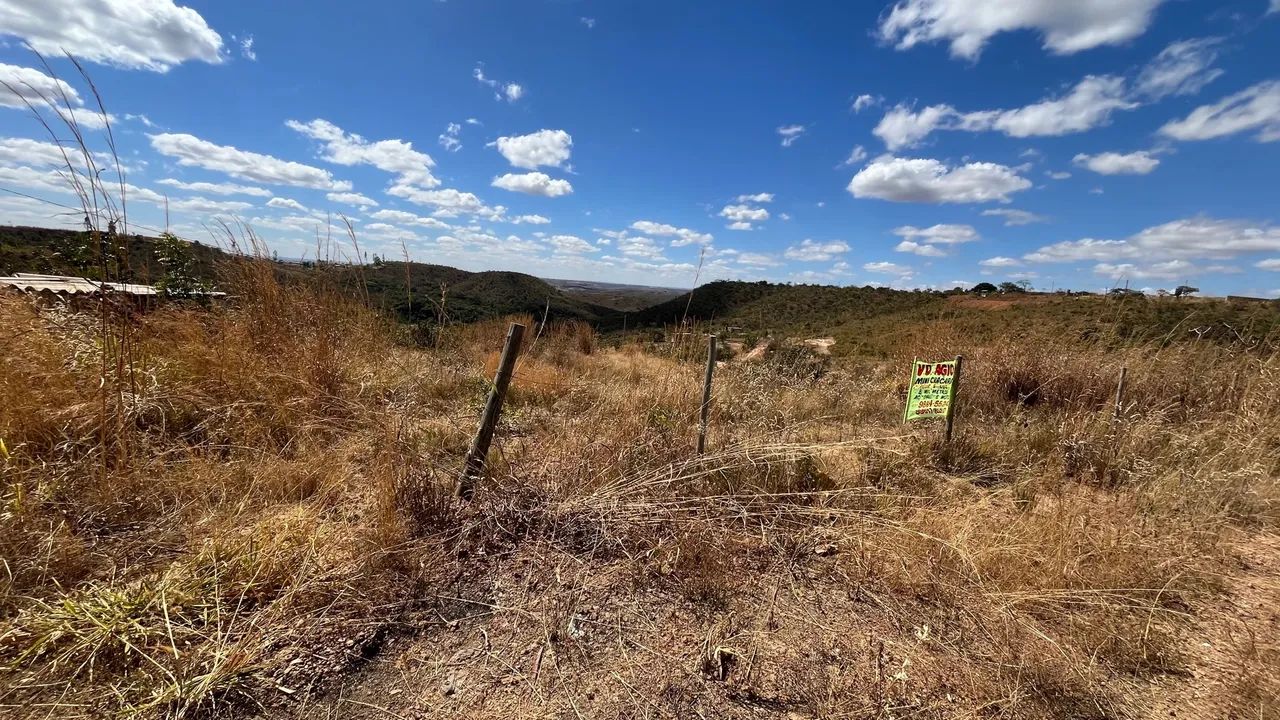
[696,334,718,455]
[944,356,963,443]
[903,356,963,443]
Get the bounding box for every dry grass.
[1,261,1278,718]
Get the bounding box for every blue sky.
[1,0,1279,295]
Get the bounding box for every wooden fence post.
[944,355,964,444]
[696,334,718,455]
[456,322,525,500]
[1113,366,1127,420]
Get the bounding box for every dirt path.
[740,339,770,361]
[1137,533,1280,718]
[803,337,836,355]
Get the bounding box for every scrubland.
[1,260,1277,719]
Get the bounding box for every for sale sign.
[904,359,959,422]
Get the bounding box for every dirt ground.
[255,533,1280,720]
[1139,533,1280,719]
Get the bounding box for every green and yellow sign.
[904,359,959,423]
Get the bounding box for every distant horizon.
[5,221,1267,300]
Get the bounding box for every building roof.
[0,273,223,297]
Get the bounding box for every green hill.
[356,261,613,324]
[627,280,941,333]
[0,225,612,325]
[624,279,1280,355]
[0,225,226,284]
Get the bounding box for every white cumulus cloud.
[630,220,713,247]
[848,156,1031,204]
[1073,150,1160,175]
[368,209,452,230]
[784,239,850,261]
[548,234,597,254]
[494,129,573,169]
[1025,217,1280,266]
[720,203,769,225]
[892,223,979,244]
[510,214,550,225]
[1159,80,1280,143]
[873,103,959,150]
[841,145,869,166]
[874,76,1135,150]
[327,191,378,207]
[385,186,503,221]
[878,0,1168,59]
[438,122,462,152]
[0,0,224,72]
[473,64,526,102]
[0,136,76,167]
[165,195,251,214]
[895,240,946,257]
[979,256,1022,268]
[852,94,882,113]
[0,63,114,128]
[981,208,1047,226]
[157,178,271,197]
[1135,37,1223,100]
[616,236,667,260]
[287,118,438,188]
[150,133,343,190]
[1093,260,1195,280]
[267,197,306,211]
[864,261,914,277]
[777,124,806,147]
[491,171,574,197]
[0,63,82,110]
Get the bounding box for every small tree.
[972,281,998,294]
[998,281,1027,294]
[1174,285,1199,297]
[52,231,98,277]
[155,232,211,298]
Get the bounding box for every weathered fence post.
[456,322,525,500]
[1113,366,1127,420]
[696,334,718,455]
[944,355,964,444]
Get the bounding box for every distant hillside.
[0,225,225,284]
[625,279,1280,355]
[542,277,686,312]
[0,225,613,325]
[7,225,1276,352]
[626,280,943,333]
[358,261,614,324]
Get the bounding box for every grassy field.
[1,256,1277,719]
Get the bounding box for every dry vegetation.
[1,259,1278,720]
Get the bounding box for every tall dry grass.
[2,271,1279,716]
